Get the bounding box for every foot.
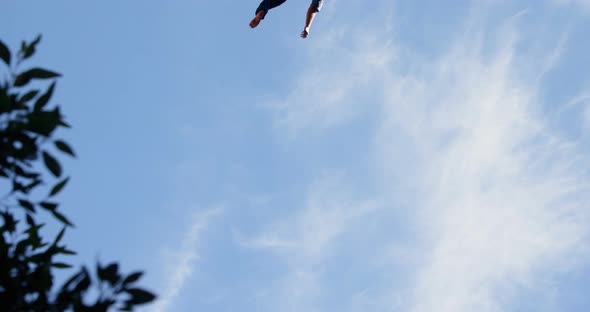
[300,27,310,38]
[250,11,265,28]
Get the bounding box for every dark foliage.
[0,35,156,311]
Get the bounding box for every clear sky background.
[3,0,590,311]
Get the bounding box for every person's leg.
[301,0,323,38]
[250,0,288,28]
[256,0,288,18]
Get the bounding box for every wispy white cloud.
[377,14,590,312]
[565,91,590,132]
[552,0,590,11]
[239,174,380,311]
[149,208,222,312]
[262,3,590,312]
[266,17,396,136]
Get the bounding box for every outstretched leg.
[250,0,288,28]
[250,10,266,28]
[301,0,323,38]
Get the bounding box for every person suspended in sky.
[250,0,324,38]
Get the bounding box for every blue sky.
[3,0,590,311]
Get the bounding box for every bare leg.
[250,0,288,29]
[301,5,317,38]
[250,10,265,28]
